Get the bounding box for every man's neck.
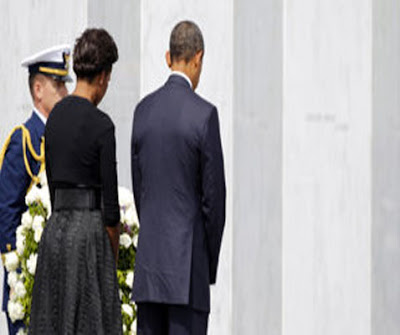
[33,106,48,125]
[170,70,193,89]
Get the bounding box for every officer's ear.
[32,75,45,102]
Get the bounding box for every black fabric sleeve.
[200,107,226,284]
[45,138,55,211]
[99,124,120,227]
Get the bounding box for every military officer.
[0,44,71,335]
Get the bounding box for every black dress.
[30,96,122,334]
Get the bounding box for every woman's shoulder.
[94,107,114,131]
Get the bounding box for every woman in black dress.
[30,28,122,334]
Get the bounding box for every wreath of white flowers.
[4,172,139,335]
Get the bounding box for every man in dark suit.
[0,45,71,335]
[131,21,226,335]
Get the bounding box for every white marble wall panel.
[372,1,400,334]
[140,2,233,334]
[87,0,141,188]
[283,1,372,334]
[233,0,282,334]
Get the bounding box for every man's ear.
[33,79,43,102]
[194,50,203,68]
[166,51,172,68]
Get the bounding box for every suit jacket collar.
[166,74,193,90]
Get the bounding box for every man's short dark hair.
[169,21,204,63]
[73,28,118,82]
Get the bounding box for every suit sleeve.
[0,130,30,252]
[200,107,226,284]
[131,109,142,219]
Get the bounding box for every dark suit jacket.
[0,112,44,310]
[131,74,226,312]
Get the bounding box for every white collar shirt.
[170,71,193,89]
[33,107,47,125]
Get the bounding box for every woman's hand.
[106,225,120,263]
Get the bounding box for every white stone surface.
[0,0,88,147]
[88,0,141,188]
[233,0,282,334]
[140,2,233,334]
[372,1,400,334]
[283,1,372,334]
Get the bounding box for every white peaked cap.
[21,44,72,82]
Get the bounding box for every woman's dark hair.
[73,28,118,82]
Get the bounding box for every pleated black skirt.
[30,189,122,335]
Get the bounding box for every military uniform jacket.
[0,112,44,310]
[131,75,226,312]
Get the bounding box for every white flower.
[38,185,51,211]
[16,328,27,335]
[27,253,38,275]
[38,171,48,187]
[7,301,24,322]
[124,206,139,228]
[21,211,33,229]
[120,233,132,249]
[123,324,127,333]
[125,271,134,289]
[122,303,134,318]
[25,185,41,205]
[119,289,123,300]
[9,288,17,302]
[118,187,134,208]
[32,215,44,231]
[32,215,45,242]
[14,281,26,298]
[16,237,25,256]
[16,225,24,240]
[16,226,26,256]
[34,227,43,243]
[4,251,19,272]
[130,318,137,334]
[132,234,138,248]
[46,207,52,220]
[7,271,18,289]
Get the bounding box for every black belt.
[53,187,102,210]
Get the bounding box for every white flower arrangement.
[16,328,27,335]
[7,271,18,289]
[125,271,134,289]
[7,300,24,322]
[4,251,19,272]
[26,254,38,275]
[118,186,139,335]
[122,303,134,318]
[5,174,139,335]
